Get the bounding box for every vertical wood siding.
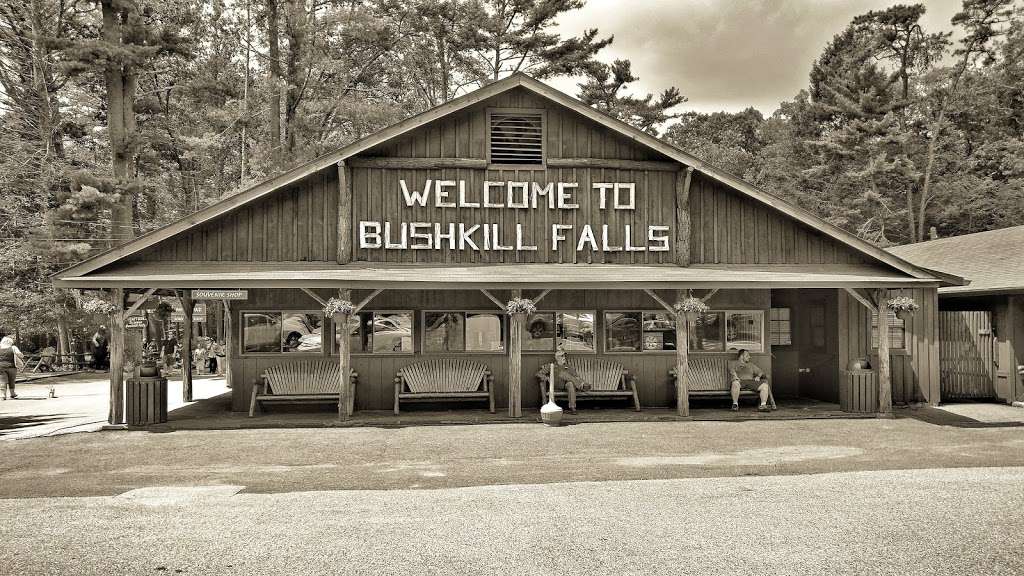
[939,310,996,399]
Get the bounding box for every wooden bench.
[249,360,358,417]
[539,357,640,412]
[669,356,776,407]
[394,359,494,414]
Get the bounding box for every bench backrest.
[568,357,624,391]
[264,361,346,395]
[400,359,488,393]
[687,356,730,391]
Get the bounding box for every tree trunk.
[266,0,283,166]
[241,0,251,182]
[674,289,690,416]
[101,0,136,247]
[283,0,307,158]
[337,289,351,420]
[180,291,194,402]
[875,290,893,414]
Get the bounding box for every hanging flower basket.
[324,298,355,318]
[887,296,919,320]
[506,297,537,315]
[155,300,174,322]
[673,297,709,323]
[81,297,115,316]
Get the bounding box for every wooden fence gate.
[939,311,996,400]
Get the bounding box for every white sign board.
[191,289,248,300]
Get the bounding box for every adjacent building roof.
[888,225,1024,297]
[54,262,944,290]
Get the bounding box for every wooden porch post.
[222,300,233,387]
[508,289,523,417]
[674,289,690,416]
[337,288,352,420]
[108,288,126,424]
[179,291,194,402]
[875,289,893,414]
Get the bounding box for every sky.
[551,0,964,114]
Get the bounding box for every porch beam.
[532,289,552,305]
[124,288,157,318]
[479,289,507,311]
[300,288,327,307]
[353,289,383,314]
[875,289,893,414]
[699,288,719,303]
[177,290,194,402]
[674,289,690,417]
[643,289,675,315]
[843,287,878,312]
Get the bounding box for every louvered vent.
[489,111,544,165]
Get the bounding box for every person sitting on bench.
[728,348,771,412]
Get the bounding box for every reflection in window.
[642,312,676,351]
[424,312,466,352]
[726,311,764,353]
[523,313,555,351]
[243,312,282,353]
[689,312,724,351]
[336,311,414,354]
[558,312,595,352]
[466,313,505,352]
[605,312,642,352]
[282,313,323,353]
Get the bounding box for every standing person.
[210,340,226,375]
[0,336,25,400]
[91,326,109,371]
[193,343,208,375]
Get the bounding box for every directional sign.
[125,315,147,329]
[191,289,248,300]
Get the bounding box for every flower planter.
[139,364,160,378]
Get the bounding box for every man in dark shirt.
[728,349,774,412]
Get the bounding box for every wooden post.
[222,300,233,387]
[179,291,194,402]
[675,166,694,266]
[674,289,690,416]
[108,288,126,424]
[876,289,893,414]
[336,161,351,264]
[508,289,522,417]
[337,288,351,419]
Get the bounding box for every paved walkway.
[0,467,1021,575]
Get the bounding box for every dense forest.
[1,0,1022,347]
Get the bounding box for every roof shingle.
[888,225,1024,296]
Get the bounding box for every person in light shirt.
[728,348,772,412]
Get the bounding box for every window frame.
[420,310,508,355]
[522,310,598,355]
[871,310,909,354]
[603,310,677,354]
[240,309,326,357]
[769,307,793,347]
[486,107,547,170]
[333,309,416,356]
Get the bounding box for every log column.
[336,161,351,264]
[875,289,893,414]
[222,300,233,387]
[179,291,194,402]
[675,167,694,266]
[108,288,126,424]
[508,289,523,417]
[674,289,690,416]
[337,288,352,420]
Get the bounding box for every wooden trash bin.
[840,369,877,413]
[126,376,168,426]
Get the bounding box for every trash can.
[840,369,877,413]
[125,376,168,426]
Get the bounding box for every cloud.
[552,0,962,114]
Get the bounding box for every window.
[423,312,506,353]
[522,311,595,353]
[689,312,724,351]
[337,311,414,354]
[488,109,544,165]
[242,311,324,354]
[769,308,792,346]
[604,312,677,353]
[726,311,765,353]
[871,311,906,350]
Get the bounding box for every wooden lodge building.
[54,74,963,423]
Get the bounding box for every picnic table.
[26,353,92,373]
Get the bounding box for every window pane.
[466,313,505,352]
[558,312,595,352]
[373,313,414,353]
[424,312,465,352]
[334,312,369,353]
[282,313,323,353]
[243,312,282,353]
[871,312,905,350]
[726,311,764,353]
[642,312,676,351]
[605,312,642,352]
[523,313,555,351]
[690,312,724,351]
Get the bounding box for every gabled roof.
[888,225,1024,296]
[56,73,949,284]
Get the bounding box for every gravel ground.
[0,467,1022,576]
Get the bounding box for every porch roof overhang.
[53,262,947,290]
